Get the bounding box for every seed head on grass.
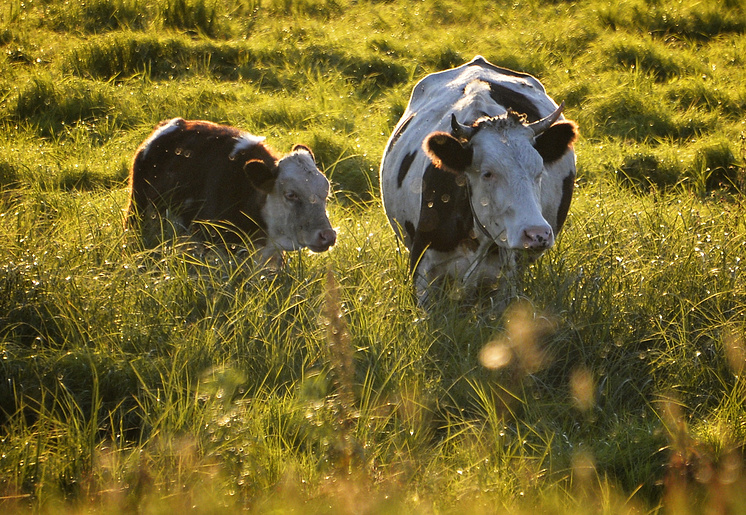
[322,268,355,411]
[479,300,552,376]
[319,268,362,474]
[570,367,596,413]
[723,329,745,378]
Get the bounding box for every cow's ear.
[244,159,277,193]
[534,121,578,164]
[423,131,473,174]
[292,144,315,162]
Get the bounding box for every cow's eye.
[284,191,299,202]
[482,171,493,180]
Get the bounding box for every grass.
[1,0,746,512]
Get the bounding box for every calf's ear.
[244,159,277,193]
[423,131,473,174]
[534,121,578,164]
[292,144,315,162]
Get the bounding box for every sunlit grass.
[1,0,745,512]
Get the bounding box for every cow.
[126,118,336,265]
[380,56,578,303]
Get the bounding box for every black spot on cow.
[404,220,416,242]
[385,113,415,155]
[397,150,417,188]
[487,82,541,122]
[410,163,473,273]
[556,173,575,233]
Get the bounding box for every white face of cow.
[261,149,336,252]
[424,107,577,253]
[467,124,553,250]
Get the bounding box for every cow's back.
[404,57,547,124]
[127,118,274,243]
[132,119,262,201]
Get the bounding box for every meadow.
[1,0,745,512]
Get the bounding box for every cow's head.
[423,103,577,252]
[245,145,336,252]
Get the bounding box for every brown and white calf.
[126,118,336,262]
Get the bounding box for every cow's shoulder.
[165,119,277,166]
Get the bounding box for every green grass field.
[1,0,745,512]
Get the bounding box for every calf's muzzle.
[308,228,337,253]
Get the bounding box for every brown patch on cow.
[291,143,314,161]
[486,82,542,122]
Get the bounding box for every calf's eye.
[284,191,299,202]
[482,171,493,180]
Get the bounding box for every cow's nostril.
[319,229,337,247]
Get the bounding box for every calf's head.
[424,103,577,252]
[245,145,336,252]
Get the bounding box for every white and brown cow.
[126,118,336,263]
[380,56,578,302]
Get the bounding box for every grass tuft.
[159,0,223,38]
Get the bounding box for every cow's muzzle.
[308,228,337,253]
[520,225,554,250]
